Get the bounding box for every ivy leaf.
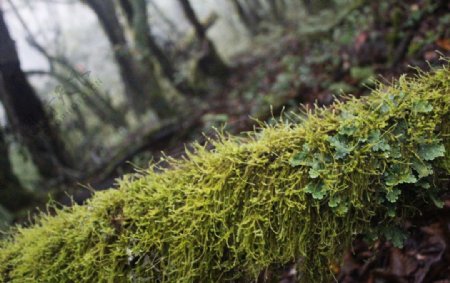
[389,145,402,159]
[328,195,341,208]
[393,120,408,142]
[411,159,433,178]
[328,193,349,216]
[308,154,326,178]
[290,151,308,167]
[309,168,321,179]
[328,135,352,159]
[335,202,349,216]
[418,142,446,161]
[384,164,417,187]
[368,130,391,152]
[412,100,433,113]
[289,144,311,167]
[339,125,357,136]
[305,182,327,200]
[383,226,408,248]
[387,206,396,218]
[386,187,401,203]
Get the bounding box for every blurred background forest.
[0,0,449,227]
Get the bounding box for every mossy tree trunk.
[231,0,260,34]
[84,0,172,118]
[0,129,35,213]
[0,67,448,282]
[267,0,283,22]
[178,0,230,80]
[302,0,332,14]
[117,0,196,96]
[0,10,74,180]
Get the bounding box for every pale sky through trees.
[0,0,249,124]
[4,0,248,70]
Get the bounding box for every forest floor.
[336,193,450,282]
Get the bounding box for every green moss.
[0,66,449,282]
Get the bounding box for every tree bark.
[0,129,35,212]
[178,0,230,79]
[243,0,265,25]
[0,10,74,180]
[301,0,331,15]
[85,0,172,117]
[267,0,281,22]
[231,0,258,34]
[119,0,195,95]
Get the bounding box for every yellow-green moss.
[0,66,449,282]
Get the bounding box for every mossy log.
[0,66,449,282]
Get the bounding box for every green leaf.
[305,182,327,200]
[418,142,446,161]
[384,164,417,187]
[339,125,357,136]
[386,187,401,203]
[368,130,391,152]
[411,159,433,178]
[389,145,402,158]
[383,226,408,248]
[289,144,311,167]
[387,206,396,218]
[393,120,408,142]
[335,202,349,216]
[328,195,341,208]
[412,100,433,113]
[328,135,352,159]
[290,151,308,167]
[309,167,321,179]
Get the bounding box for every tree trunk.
[178,0,230,79]
[301,0,330,14]
[231,0,259,34]
[267,0,281,22]
[0,129,35,212]
[0,10,74,180]
[119,0,195,95]
[85,0,172,118]
[244,0,265,24]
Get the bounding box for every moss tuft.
[0,66,449,282]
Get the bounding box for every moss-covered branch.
[0,65,449,282]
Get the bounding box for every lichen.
[0,65,449,282]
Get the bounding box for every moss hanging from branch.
[0,65,449,282]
